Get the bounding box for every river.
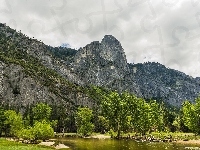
[56,138,198,150]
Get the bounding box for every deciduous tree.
[75,107,94,136]
[32,103,51,122]
[4,110,23,137]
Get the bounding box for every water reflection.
[55,138,190,150]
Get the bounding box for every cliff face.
[130,62,200,107]
[0,61,58,108]
[72,35,141,95]
[71,35,200,107]
[0,23,98,112]
[0,61,96,113]
[0,23,200,108]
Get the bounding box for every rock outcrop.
[130,62,200,107]
[0,61,95,112]
[0,22,200,108]
[72,35,141,95]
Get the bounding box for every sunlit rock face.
[72,35,141,95]
[0,61,96,112]
[0,62,58,109]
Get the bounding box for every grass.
[98,131,200,141]
[149,132,200,141]
[56,132,199,140]
[55,133,77,138]
[0,138,54,150]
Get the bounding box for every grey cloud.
[1,0,200,77]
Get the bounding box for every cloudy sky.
[1,0,200,77]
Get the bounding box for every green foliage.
[19,120,54,141]
[4,110,24,137]
[101,92,136,137]
[178,109,190,132]
[108,129,117,138]
[131,99,163,135]
[2,103,55,141]
[172,116,181,131]
[47,46,77,62]
[132,100,149,135]
[23,115,31,128]
[20,127,35,140]
[130,99,164,135]
[162,106,177,132]
[21,103,55,140]
[101,91,164,137]
[149,100,164,131]
[32,103,52,122]
[182,98,200,134]
[0,107,6,136]
[75,107,94,136]
[0,138,54,150]
[32,120,54,140]
[95,116,109,133]
[50,120,58,129]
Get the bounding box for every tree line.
[0,103,55,141]
[0,89,199,140]
[75,90,200,138]
[76,90,164,138]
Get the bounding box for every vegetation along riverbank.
[2,91,200,147]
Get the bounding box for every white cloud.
[0,0,200,77]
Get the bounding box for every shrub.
[32,120,54,141]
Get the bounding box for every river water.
[56,138,198,150]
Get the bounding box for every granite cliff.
[130,62,200,106]
[72,35,141,95]
[0,23,200,108]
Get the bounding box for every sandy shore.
[39,141,69,149]
[55,144,69,149]
[175,140,200,145]
[39,141,55,146]
[90,134,111,139]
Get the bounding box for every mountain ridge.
[0,22,199,108]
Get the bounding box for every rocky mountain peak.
[71,35,139,93]
[100,35,125,62]
[101,35,121,46]
[73,35,127,68]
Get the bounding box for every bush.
[19,120,54,141]
[32,120,54,141]
[77,122,94,136]
[20,128,35,140]
[108,129,117,138]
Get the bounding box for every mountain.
[0,23,96,115]
[0,22,200,109]
[72,35,141,95]
[130,62,200,106]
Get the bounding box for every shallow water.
[56,138,197,150]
